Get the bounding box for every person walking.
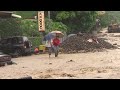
[52,36,60,57]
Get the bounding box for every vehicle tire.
[12,54,19,58]
[7,61,13,65]
[14,48,22,57]
[0,62,5,67]
[28,52,32,56]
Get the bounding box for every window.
[23,37,28,41]
[12,37,18,44]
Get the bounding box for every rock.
[69,60,73,62]
[97,70,102,73]
[39,75,52,79]
[95,76,102,78]
[49,63,52,65]
[97,70,107,73]
[113,43,117,45]
[19,76,32,79]
[61,73,75,77]
[67,60,74,63]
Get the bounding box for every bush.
[28,37,42,49]
[20,19,39,37]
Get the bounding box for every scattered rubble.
[60,33,117,53]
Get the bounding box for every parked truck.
[108,24,120,33]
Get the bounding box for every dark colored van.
[0,36,32,56]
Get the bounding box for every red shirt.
[34,48,39,52]
[53,38,60,46]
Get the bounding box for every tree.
[0,18,22,38]
[45,18,68,34]
[51,11,98,34]
[20,19,39,37]
[99,11,120,28]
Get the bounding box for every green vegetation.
[20,19,39,37]
[45,18,68,33]
[51,11,98,33]
[0,18,22,38]
[29,37,41,48]
[98,11,120,28]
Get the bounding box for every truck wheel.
[0,62,5,67]
[15,48,22,56]
[7,61,13,65]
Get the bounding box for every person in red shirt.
[52,35,60,57]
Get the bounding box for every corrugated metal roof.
[0,11,21,18]
[0,11,13,14]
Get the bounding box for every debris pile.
[60,33,117,53]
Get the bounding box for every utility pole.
[48,11,50,19]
